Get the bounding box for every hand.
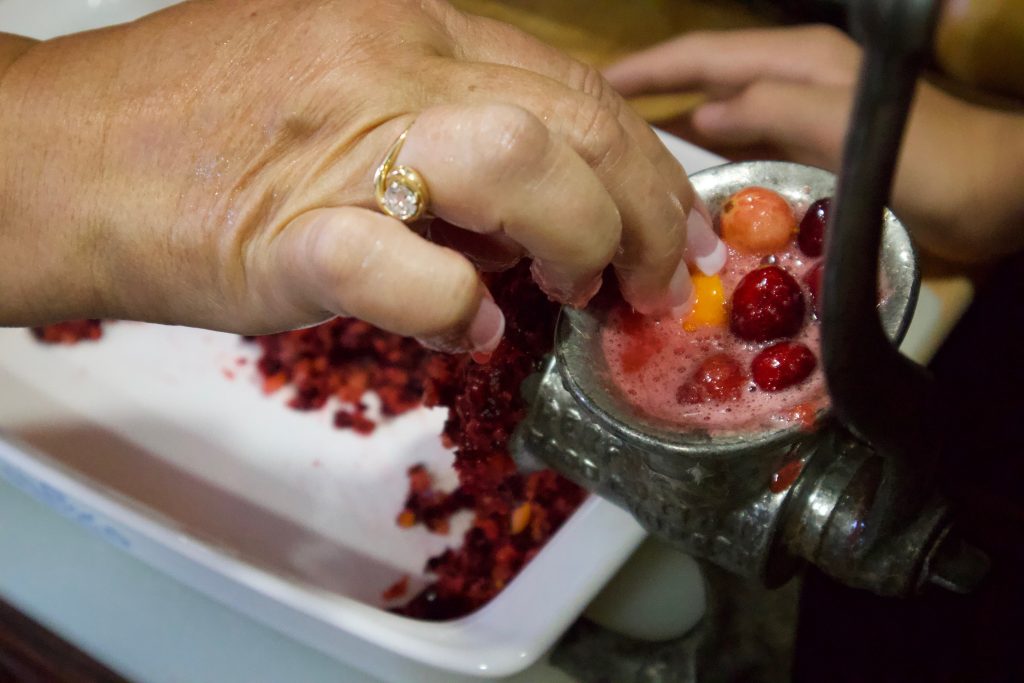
[0,0,721,352]
[605,25,1024,263]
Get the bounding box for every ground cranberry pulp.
[602,192,828,435]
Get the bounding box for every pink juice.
[601,236,828,436]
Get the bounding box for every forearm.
[0,32,34,68]
[0,31,129,326]
[896,82,1024,263]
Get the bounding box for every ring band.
[374,126,431,223]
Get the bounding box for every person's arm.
[0,0,720,352]
[0,32,34,69]
[0,31,119,327]
[604,24,1024,263]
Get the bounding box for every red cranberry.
[751,341,817,391]
[676,353,747,404]
[804,262,823,315]
[798,198,831,257]
[730,266,806,342]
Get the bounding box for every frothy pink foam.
[601,244,827,435]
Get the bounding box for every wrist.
[0,33,123,325]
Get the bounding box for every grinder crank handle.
[821,0,944,472]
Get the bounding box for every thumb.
[263,207,504,354]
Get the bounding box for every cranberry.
[730,266,806,342]
[751,341,817,391]
[676,353,747,404]
[804,262,823,315]
[720,187,796,256]
[797,198,831,257]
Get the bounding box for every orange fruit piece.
[510,502,533,534]
[720,186,796,255]
[683,273,727,331]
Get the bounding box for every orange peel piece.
[683,273,727,331]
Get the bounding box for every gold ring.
[374,126,431,223]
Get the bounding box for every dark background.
[794,251,1024,683]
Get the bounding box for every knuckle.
[473,104,550,176]
[418,0,451,18]
[565,61,622,111]
[571,96,626,168]
[425,0,468,43]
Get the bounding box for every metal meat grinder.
[511,0,989,678]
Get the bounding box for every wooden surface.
[452,0,774,120]
[0,597,128,683]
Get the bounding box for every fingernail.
[686,203,727,276]
[468,296,505,354]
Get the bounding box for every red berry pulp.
[603,260,825,433]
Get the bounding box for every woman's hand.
[0,0,719,353]
[605,25,1024,264]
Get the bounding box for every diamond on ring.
[374,128,430,223]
